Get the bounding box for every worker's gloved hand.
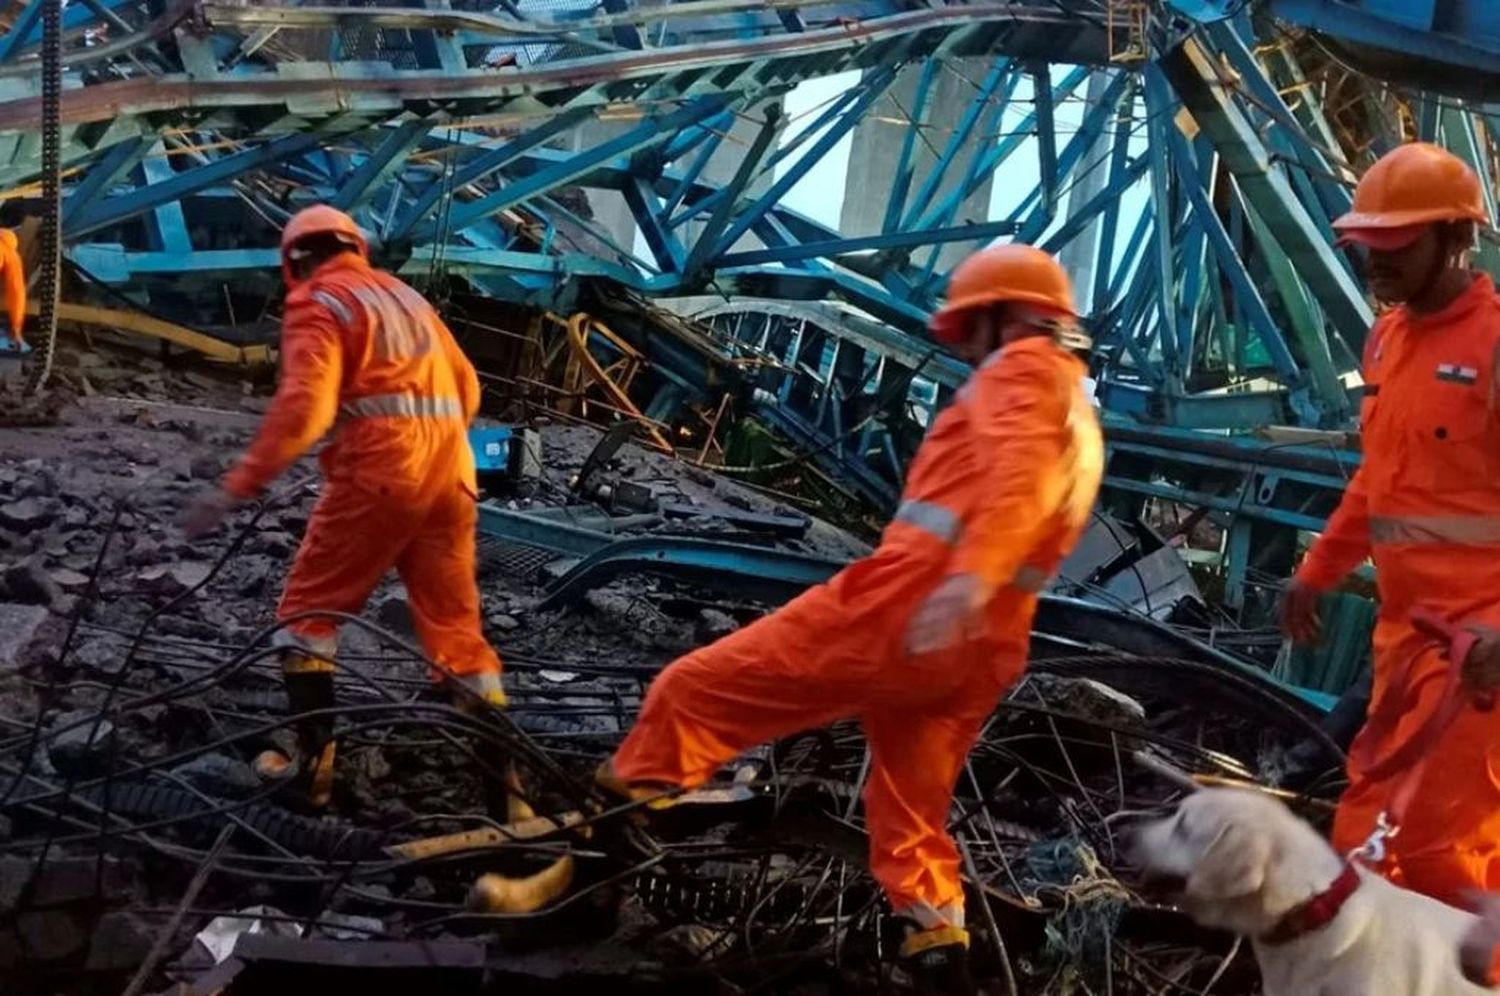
[1459,893,1500,987]
[906,573,987,655]
[1462,627,1500,694]
[1280,579,1325,646]
[182,486,238,539]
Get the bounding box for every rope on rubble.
[1023,837,1130,990]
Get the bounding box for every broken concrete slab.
[694,608,739,644]
[48,711,118,775]
[373,594,414,637]
[84,911,155,971]
[0,497,55,531]
[136,562,212,596]
[47,568,90,592]
[0,602,50,668]
[16,910,87,962]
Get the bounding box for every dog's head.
[1126,787,1343,936]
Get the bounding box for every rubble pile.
[0,342,1335,995]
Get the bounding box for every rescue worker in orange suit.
[0,228,25,347]
[598,245,1104,993]
[183,205,504,806]
[1282,142,1500,908]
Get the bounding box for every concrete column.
[568,116,640,255]
[567,97,784,263]
[840,61,996,271]
[1058,71,1117,315]
[681,97,785,254]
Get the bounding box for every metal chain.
[26,0,64,394]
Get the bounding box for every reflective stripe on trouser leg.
[895,901,966,931]
[273,627,338,664]
[454,670,507,708]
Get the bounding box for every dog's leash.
[1348,608,1496,865]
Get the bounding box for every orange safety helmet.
[1333,143,1488,250]
[929,244,1077,343]
[280,205,369,282]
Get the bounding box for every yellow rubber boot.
[255,649,337,808]
[899,925,976,996]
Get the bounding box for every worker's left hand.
[1463,627,1500,694]
[906,573,988,655]
[182,487,238,539]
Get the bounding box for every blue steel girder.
[1157,37,1374,360]
[26,0,1500,441]
[0,2,1123,183]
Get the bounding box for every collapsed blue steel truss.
[2,2,1499,431]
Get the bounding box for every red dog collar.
[1259,864,1362,946]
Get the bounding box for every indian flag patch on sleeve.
[1437,363,1479,384]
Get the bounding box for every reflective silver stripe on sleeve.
[340,393,463,419]
[310,290,354,327]
[1369,514,1500,546]
[894,499,962,544]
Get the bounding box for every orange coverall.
[0,229,25,346]
[1297,273,1500,907]
[612,335,1103,925]
[222,253,502,682]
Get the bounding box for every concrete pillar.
[1058,71,1117,315]
[841,61,996,271]
[568,116,639,255]
[682,97,784,254]
[568,97,784,263]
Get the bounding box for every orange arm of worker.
[222,295,345,499]
[1293,467,1371,591]
[948,348,1069,593]
[1,242,25,343]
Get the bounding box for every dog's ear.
[1184,823,1272,901]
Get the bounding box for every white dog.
[1128,787,1490,996]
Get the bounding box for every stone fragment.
[48,710,118,774]
[136,561,211,596]
[171,752,262,798]
[373,594,414,636]
[694,608,740,644]
[190,454,223,480]
[0,602,49,668]
[16,910,86,962]
[253,530,297,559]
[84,911,156,970]
[0,497,55,530]
[48,568,90,592]
[3,560,62,607]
